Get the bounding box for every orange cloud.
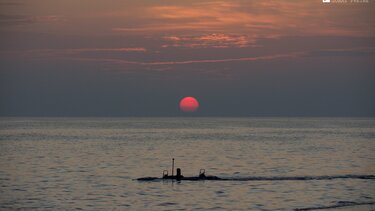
[112,24,218,32]
[111,0,374,39]
[163,33,255,48]
[114,2,278,35]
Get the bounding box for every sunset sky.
[1,0,374,116]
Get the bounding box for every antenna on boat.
[172,158,175,176]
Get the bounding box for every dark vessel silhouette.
[136,159,375,182]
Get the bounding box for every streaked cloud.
[1,47,146,56]
[36,47,146,53]
[0,14,64,26]
[0,47,147,64]
[162,33,254,48]
[112,24,218,32]
[1,1,374,72]
[65,51,303,68]
[112,0,374,38]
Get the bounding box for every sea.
[0,117,374,210]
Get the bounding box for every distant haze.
[0,0,374,117]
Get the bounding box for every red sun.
[179,96,199,112]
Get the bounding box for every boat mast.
[172,158,175,176]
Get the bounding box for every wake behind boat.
[137,174,375,181]
[136,159,375,182]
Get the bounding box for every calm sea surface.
[0,118,374,210]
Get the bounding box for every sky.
[0,0,374,117]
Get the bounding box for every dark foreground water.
[0,118,374,210]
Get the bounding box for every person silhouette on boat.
[176,168,184,180]
[199,169,206,178]
[162,167,184,180]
